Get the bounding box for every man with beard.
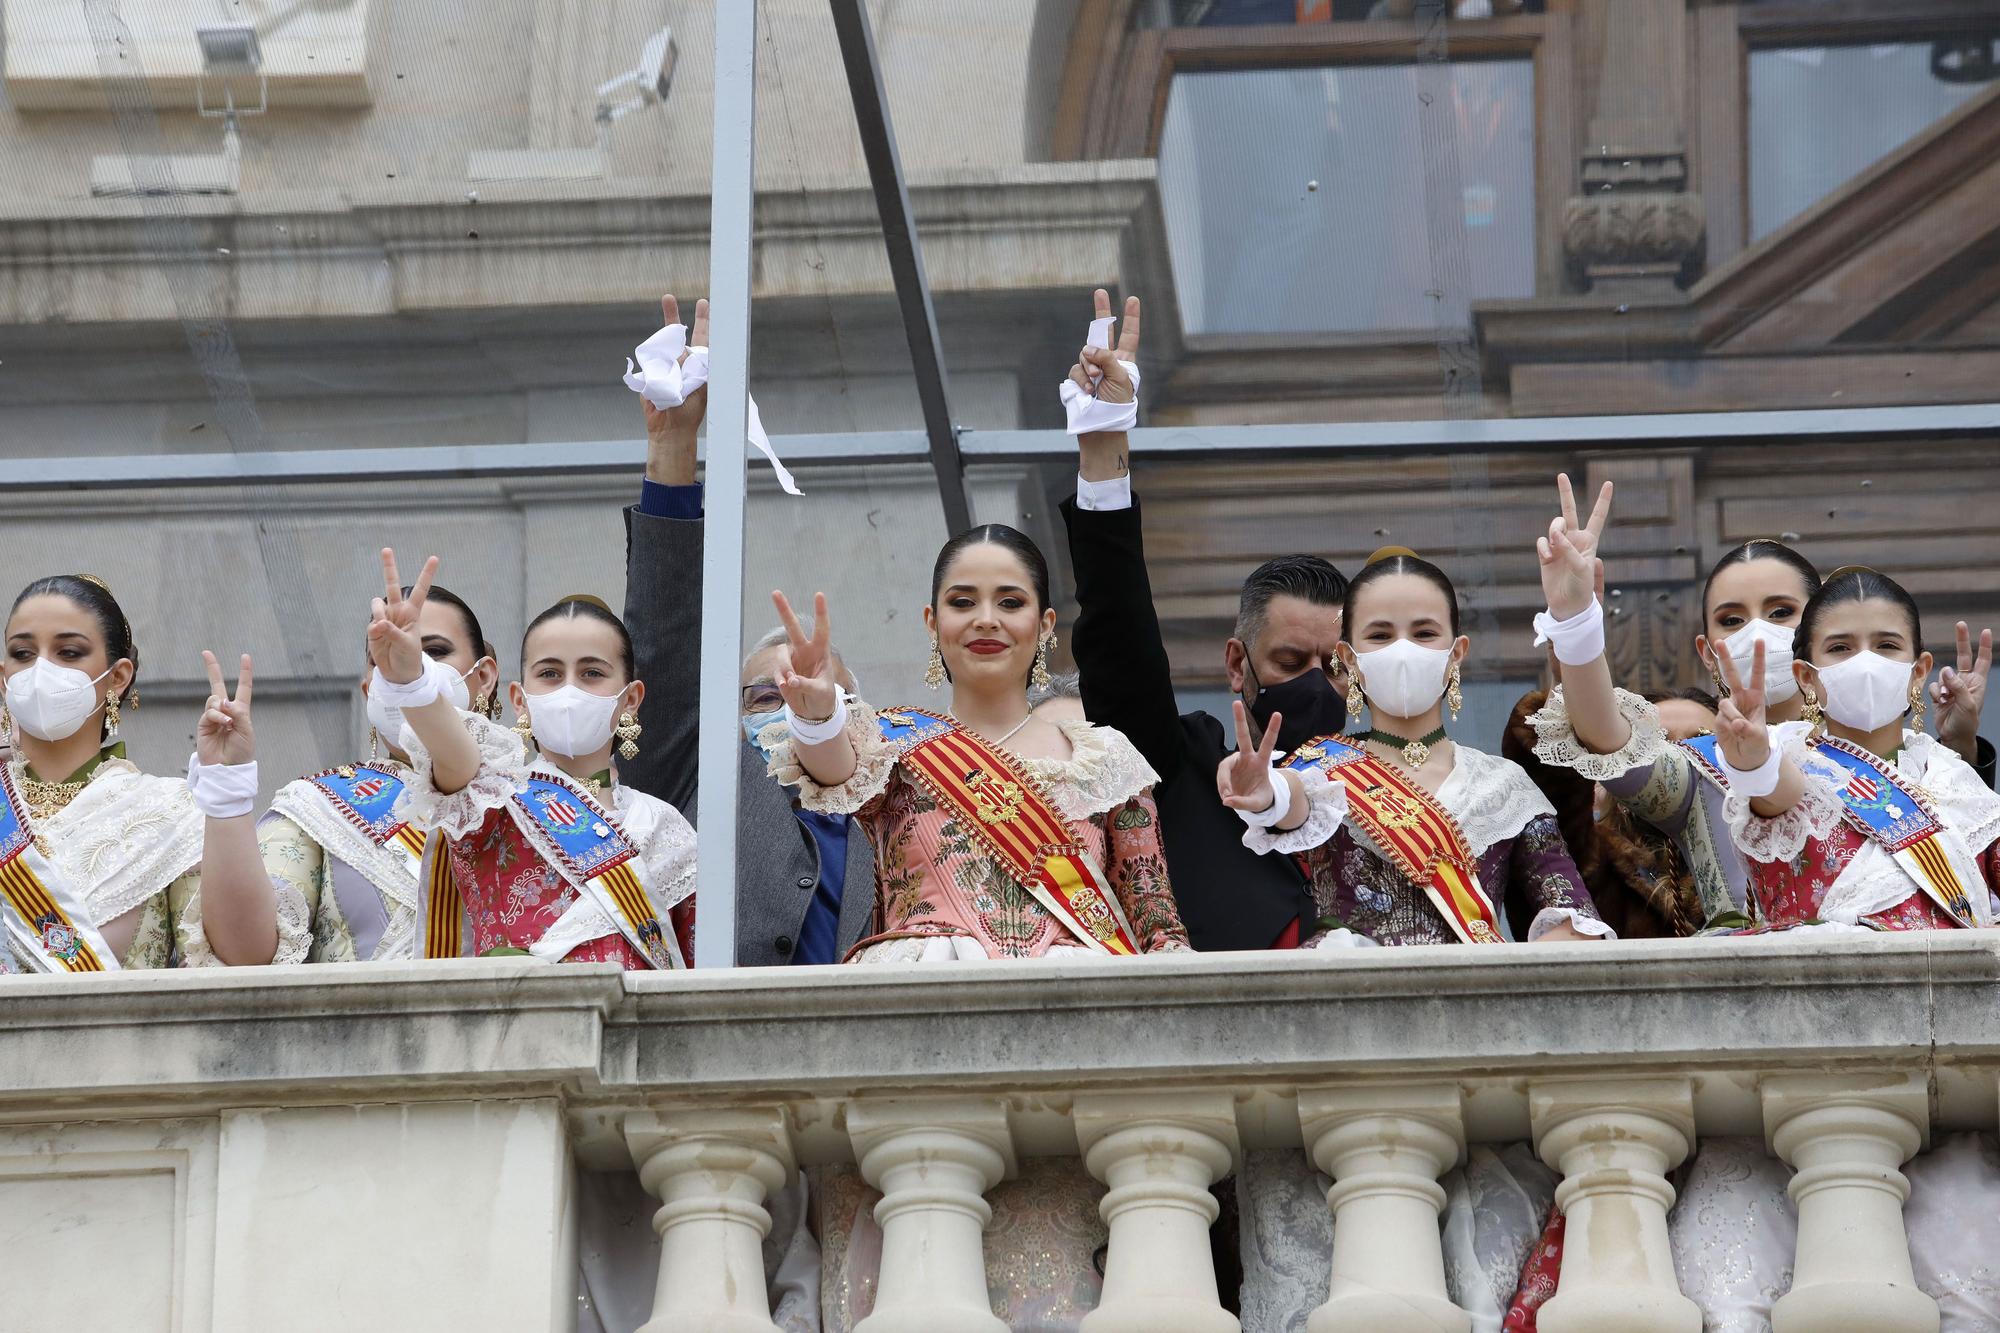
[1058,291,1348,950]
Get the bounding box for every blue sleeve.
[639,479,704,521]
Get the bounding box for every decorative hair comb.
[1364,546,1422,566]
[557,593,615,613]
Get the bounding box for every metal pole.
[827,0,974,534]
[693,2,759,970]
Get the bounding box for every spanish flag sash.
[1281,734,1505,945]
[511,773,684,969]
[0,765,119,973]
[879,707,1141,955]
[1807,734,1976,926]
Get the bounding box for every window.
[1137,0,1546,27]
[1158,59,1535,334]
[1748,38,1995,239]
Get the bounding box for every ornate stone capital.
[1563,177,1707,294]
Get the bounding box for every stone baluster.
[1763,1072,1937,1333]
[625,1106,794,1333]
[1530,1078,1701,1333]
[1298,1084,1470,1333]
[849,1097,1014,1333]
[1073,1091,1240,1333]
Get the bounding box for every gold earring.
[1909,679,1926,731]
[1446,664,1463,722]
[368,727,382,762]
[1031,633,1054,693]
[1801,687,1823,731]
[615,711,643,761]
[1346,676,1366,716]
[472,691,490,716]
[127,689,140,711]
[925,638,946,691]
[514,711,535,743]
[103,692,120,737]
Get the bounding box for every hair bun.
[556,593,614,613]
[1821,564,1880,582]
[74,573,115,595]
[1364,546,1421,567]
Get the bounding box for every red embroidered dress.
[397,713,696,967]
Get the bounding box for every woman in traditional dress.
[1526,475,1993,928]
[382,551,696,967]
[1215,547,1607,1332]
[765,515,1191,1332]
[0,575,298,970]
[197,584,501,964]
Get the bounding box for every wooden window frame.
[1063,5,1577,309]
[1688,0,2000,269]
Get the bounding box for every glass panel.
[1749,39,1991,240]
[1136,0,1546,28]
[1159,59,1536,334]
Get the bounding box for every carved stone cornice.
[1562,184,1707,294]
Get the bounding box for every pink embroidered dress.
[766,702,1189,961]
[1725,727,2000,932]
[397,711,697,967]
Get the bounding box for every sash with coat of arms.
[0,764,119,972]
[877,707,1141,955]
[1805,734,1978,926]
[1281,734,1505,945]
[271,762,430,958]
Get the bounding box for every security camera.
[595,25,676,122]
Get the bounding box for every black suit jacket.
[1062,495,1315,951]
[621,505,874,966]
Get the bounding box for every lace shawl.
[18,755,205,928]
[393,710,533,839]
[1248,742,1555,860]
[1527,685,1670,782]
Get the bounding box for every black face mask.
[1242,659,1347,757]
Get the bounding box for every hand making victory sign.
[1932,619,1992,764]
[772,590,839,723]
[369,548,438,687]
[1073,289,1143,484]
[195,650,256,768]
[1536,475,1612,622]
[1216,699,1285,815]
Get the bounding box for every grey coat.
[621,504,875,966]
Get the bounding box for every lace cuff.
[765,700,895,816]
[394,710,532,839]
[1724,765,1846,863]
[1527,686,1668,782]
[1527,907,1617,941]
[1242,767,1348,856]
[177,869,314,967]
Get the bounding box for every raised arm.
[773,590,856,787]
[1715,641,1807,817]
[1535,475,1632,754]
[1057,291,1188,775]
[188,651,279,964]
[372,550,481,795]
[622,294,709,811]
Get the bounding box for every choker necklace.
[1366,726,1447,769]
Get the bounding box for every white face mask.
[1811,651,1917,733]
[5,658,114,742]
[1353,638,1453,719]
[367,658,475,746]
[525,684,624,758]
[1717,618,1798,704]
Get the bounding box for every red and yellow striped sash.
[0,854,105,972]
[897,718,1139,955]
[422,838,464,959]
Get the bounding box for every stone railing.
[2,934,1992,1332]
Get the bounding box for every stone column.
[1299,1084,1470,1333]
[1073,1091,1240,1333]
[625,1107,795,1333]
[849,1097,1014,1333]
[1531,1078,1701,1333]
[1764,1072,1937,1333]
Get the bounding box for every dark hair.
[521,596,635,681]
[1701,540,1821,625]
[10,575,139,705]
[1341,551,1460,640]
[930,524,1052,613]
[1647,686,1720,713]
[1235,555,1347,646]
[411,584,487,666]
[1794,567,1922,663]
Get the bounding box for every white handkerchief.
[744,396,803,497]
[1059,315,1141,435]
[622,324,711,410]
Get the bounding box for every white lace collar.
[1435,744,1557,857]
[1022,719,1160,821]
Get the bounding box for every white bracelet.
[1531,599,1607,667]
[1721,745,1783,799]
[370,662,443,708]
[185,753,259,819]
[1236,765,1294,829]
[785,694,849,746]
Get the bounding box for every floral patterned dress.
[1724,729,2000,931]
[398,712,697,967]
[1246,742,1608,946]
[768,704,1190,960]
